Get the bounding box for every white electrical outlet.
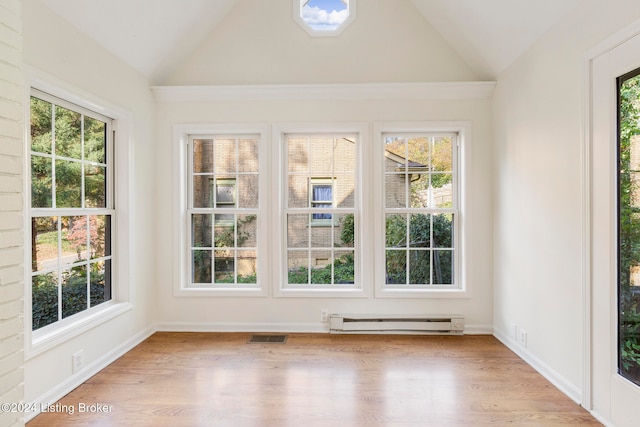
[72,350,84,374]
[320,309,329,322]
[519,329,528,347]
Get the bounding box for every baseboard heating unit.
[329,314,464,335]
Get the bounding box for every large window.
[29,90,113,331]
[382,133,458,288]
[175,123,466,297]
[189,136,259,287]
[284,134,357,288]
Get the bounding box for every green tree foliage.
[619,73,640,380]
[385,214,453,285]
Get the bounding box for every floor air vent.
[247,335,288,344]
[329,314,464,335]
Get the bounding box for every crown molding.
[151,81,496,103]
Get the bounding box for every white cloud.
[302,5,349,28]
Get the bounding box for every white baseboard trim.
[463,324,493,335]
[590,410,615,427]
[493,328,582,405]
[156,321,494,335]
[24,325,156,423]
[156,321,328,334]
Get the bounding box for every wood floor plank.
[27,333,601,426]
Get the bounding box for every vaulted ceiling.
[40,0,581,83]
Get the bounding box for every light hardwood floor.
[27,333,601,426]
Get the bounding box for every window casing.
[29,89,114,332]
[188,135,260,288]
[283,134,358,289]
[375,124,468,297]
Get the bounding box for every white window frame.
[293,0,357,37]
[273,123,368,298]
[25,73,133,358]
[309,177,334,225]
[374,122,471,298]
[173,124,268,297]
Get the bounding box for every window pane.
[90,259,111,307]
[32,217,58,272]
[214,221,235,248]
[385,250,406,284]
[62,265,88,319]
[32,273,58,330]
[335,175,355,208]
[310,139,333,175]
[193,139,213,173]
[384,137,407,159]
[409,250,430,285]
[31,155,52,208]
[61,216,88,265]
[410,174,429,208]
[214,139,236,173]
[385,174,407,208]
[288,175,308,208]
[433,214,453,248]
[84,116,106,164]
[409,214,431,248]
[237,250,257,283]
[334,250,355,284]
[336,213,354,248]
[288,250,309,284]
[288,138,308,173]
[237,175,258,209]
[386,214,407,248]
[238,139,259,173]
[288,214,309,248]
[433,250,454,285]
[432,173,453,208]
[55,159,82,207]
[91,215,111,258]
[214,250,234,283]
[192,175,213,208]
[30,97,52,154]
[311,224,332,248]
[238,214,257,248]
[432,137,453,172]
[192,250,212,284]
[334,138,356,173]
[85,164,106,207]
[310,250,332,284]
[215,180,236,206]
[55,105,82,159]
[192,214,213,248]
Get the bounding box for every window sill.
[27,301,133,359]
[375,286,471,299]
[175,286,268,298]
[275,286,367,298]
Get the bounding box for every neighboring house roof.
[384,150,428,172]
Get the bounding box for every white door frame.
[584,18,640,425]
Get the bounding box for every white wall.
[0,1,24,426]
[154,94,494,331]
[164,0,483,85]
[21,0,157,409]
[493,0,640,408]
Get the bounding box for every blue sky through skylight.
[301,0,349,31]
